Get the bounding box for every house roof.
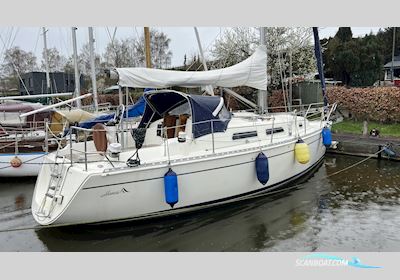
[384,56,400,68]
[383,60,400,68]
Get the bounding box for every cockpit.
[139,90,231,142]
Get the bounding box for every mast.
[258,27,267,113]
[144,27,152,68]
[312,27,328,107]
[391,27,396,82]
[288,50,293,111]
[194,27,214,96]
[72,27,81,108]
[88,27,99,112]
[42,27,51,94]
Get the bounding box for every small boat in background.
[0,100,57,177]
[0,26,108,177]
[0,95,95,177]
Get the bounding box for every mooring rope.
[241,147,388,203]
[0,154,48,170]
[0,148,390,234]
[0,156,130,170]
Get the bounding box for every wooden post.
[144,27,152,68]
[378,145,382,160]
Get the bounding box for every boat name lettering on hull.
[100,188,129,198]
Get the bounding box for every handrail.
[269,102,324,111]
[70,118,307,135]
[1,119,67,154]
[64,103,334,171]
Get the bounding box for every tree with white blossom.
[211,27,316,89]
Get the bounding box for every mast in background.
[42,27,51,94]
[72,27,81,108]
[391,27,396,82]
[288,50,293,111]
[144,27,152,68]
[88,27,99,112]
[258,27,267,113]
[312,27,328,107]
[193,27,214,96]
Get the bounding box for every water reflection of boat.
[32,46,335,226]
[34,159,325,251]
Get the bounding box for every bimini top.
[115,46,267,90]
[139,90,231,138]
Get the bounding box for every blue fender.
[255,152,269,185]
[164,168,179,208]
[322,127,332,147]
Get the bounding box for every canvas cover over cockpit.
[139,90,231,138]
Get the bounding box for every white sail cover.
[116,46,267,90]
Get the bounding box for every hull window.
[232,131,257,140]
[266,127,284,135]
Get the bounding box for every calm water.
[1,154,400,252]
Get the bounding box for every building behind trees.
[19,72,84,95]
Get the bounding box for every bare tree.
[103,38,135,68]
[63,56,74,73]
[133,29,172,68]
[102,29,172,69]
[63,43,101,76]
[0,46,38,89]
[1,46,38,77]
[78,43,101,75]
[41,47,67,72]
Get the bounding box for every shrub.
[327,86,400,123]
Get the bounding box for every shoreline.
[327,132,400,161]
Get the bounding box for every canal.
[0,154,399,251]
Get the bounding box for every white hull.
[0,153,46,177]
[32,126,326,226]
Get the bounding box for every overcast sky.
[0,27,382,67]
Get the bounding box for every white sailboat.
[31,44,336,226]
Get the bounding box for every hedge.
[327,86,400,123]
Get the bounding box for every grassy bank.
[332,120,400,137]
